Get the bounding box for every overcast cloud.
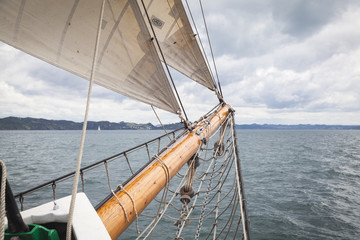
[1,0,360,124]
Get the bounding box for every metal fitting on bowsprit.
[179,186,195,204]
[187,155,200,169]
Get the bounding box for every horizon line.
[1,116,359,126]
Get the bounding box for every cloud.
[271,0,352,39]
[204,1,360,125]
[1,0,360,125]
[0,44,144,122]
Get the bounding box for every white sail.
[0,0,181,114]
[140,0,216,91]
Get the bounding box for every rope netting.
[125,112,250,240]
[11,107,250,240]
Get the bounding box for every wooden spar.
[96,104,232,239]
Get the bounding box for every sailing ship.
[0,0,250,239]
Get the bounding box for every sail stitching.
[140,0,189,121]
[166,0,216,90]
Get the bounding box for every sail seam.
[140,0,189,121]
[166,0,216,90]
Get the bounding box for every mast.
[96,104,232,239]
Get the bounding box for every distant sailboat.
[98,125,101,131]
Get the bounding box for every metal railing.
[14,127,186,210]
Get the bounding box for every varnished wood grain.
[96,105,231,239]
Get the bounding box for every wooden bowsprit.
[96,104,232,239]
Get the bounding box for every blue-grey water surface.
[0,130,359,239]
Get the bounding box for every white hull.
[6,193,111,240]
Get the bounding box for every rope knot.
[214,140,225,157]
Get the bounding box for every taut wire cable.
[199,0,223,97]
[152,105,172,141]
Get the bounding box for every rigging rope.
[11,106,249,239]
[184,0,218,90]
[230,115,251,240]
[118,184,140,234]
[154,155,171,211]
[152,105,172,141]
[105,161,130,223]
[66,0,106,239]
[194,119,228,239]
[175,116,228,238]
[136,169,188,240]
[199,0,223,97]
[172,113,247,240]
[0,160,6,240]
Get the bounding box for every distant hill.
[0,117,184,130]
[0,117,359,130]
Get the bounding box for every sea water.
[0,130,359,239]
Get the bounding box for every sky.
[1,0,360,125]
